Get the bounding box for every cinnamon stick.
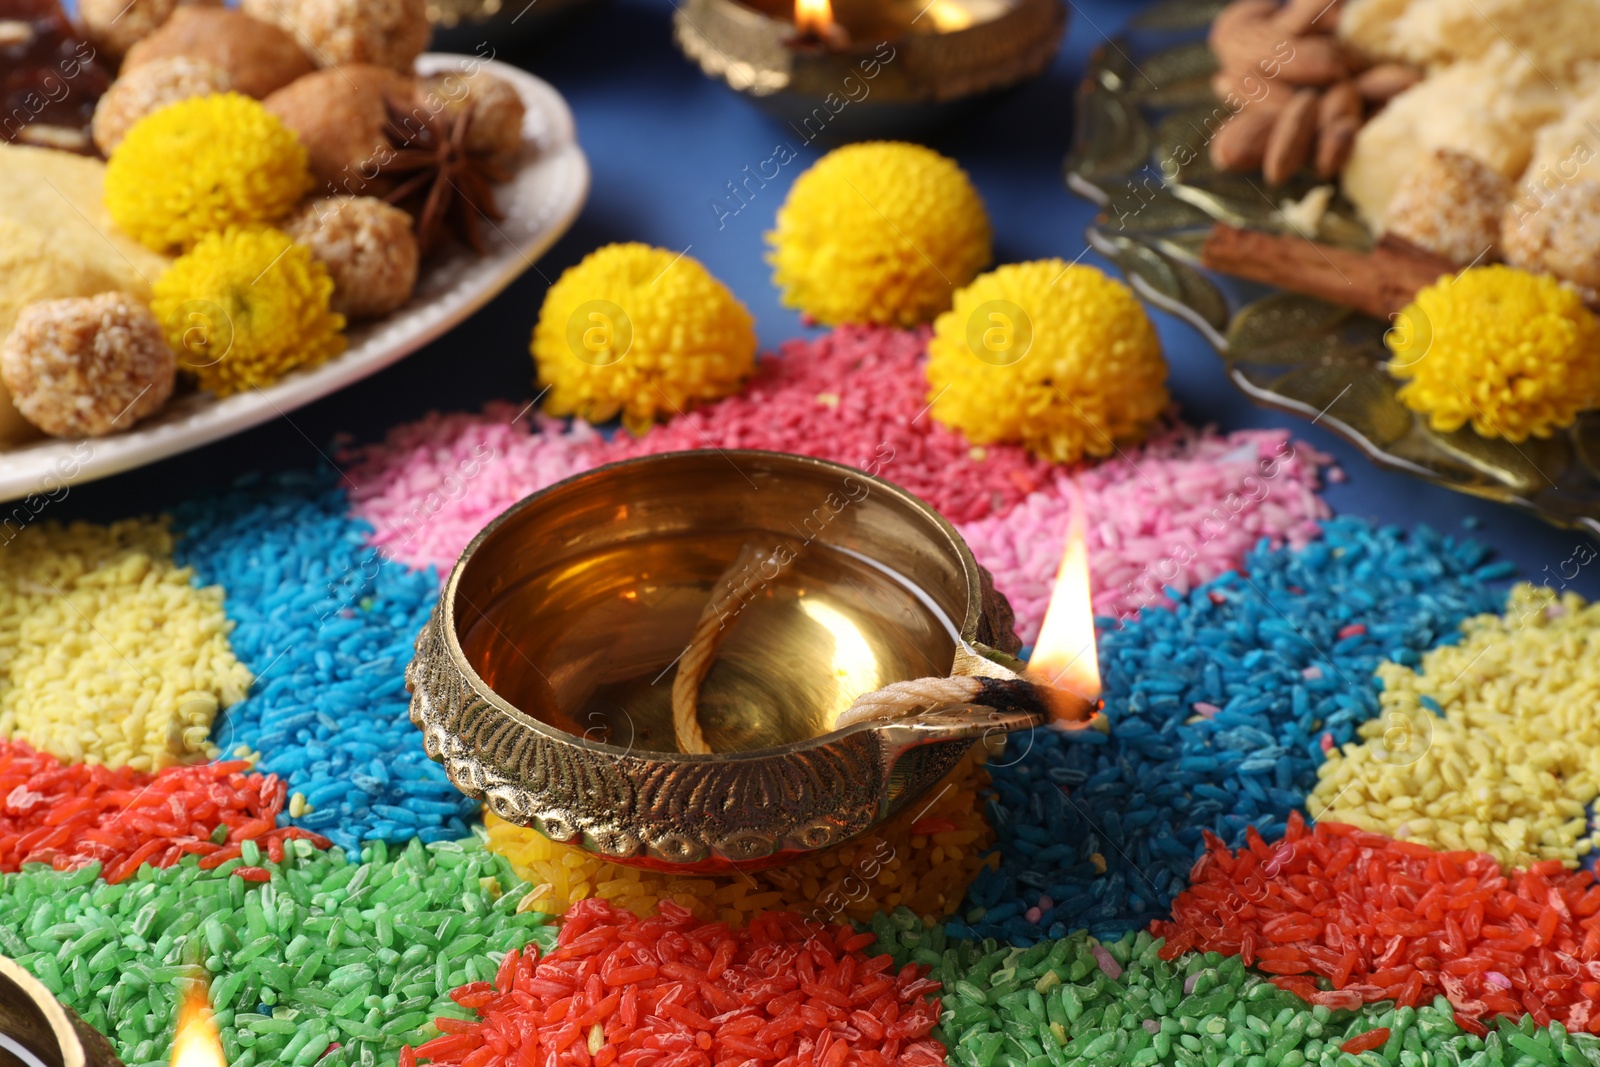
[1200,222,1456,320]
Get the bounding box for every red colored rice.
[0,738,328,881]
[1340,1028,1390,1054]
[411,897,944,1067]
[1152,812,1600,1032]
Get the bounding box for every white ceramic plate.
[0,54,588,503]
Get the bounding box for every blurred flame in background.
[794,0,835,35]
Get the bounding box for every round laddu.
[0,292,174,438]
[77,0,220,59]
[91,56,232,155]
[1501,179,1600,294]
[241,0,432,71]
[415,70,527,169]
[284,196,420,318]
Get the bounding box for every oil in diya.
[408,450,1094,872]
[460,528,963,754]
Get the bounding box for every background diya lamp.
[670,0,1067,136]
[407,450,1093,872]
[426,0,605,51]
[0,954,124,1067]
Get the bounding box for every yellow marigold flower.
[925,261,1169,464]
[151,226,346,396]
[767,142,990,327]
[531,243,756,433]
[105,92,311,252]
[1387,265,1600,441]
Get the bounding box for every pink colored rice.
[605,325,1055,524]
[342,330,1334,634]
[956,425,1332,642]
[341,402,604,574]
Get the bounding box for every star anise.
[378,97,510,257]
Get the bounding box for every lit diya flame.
[792,0,848,45]
[1025,485,1103,728]
[919,0,974,31]
[171,983,226,1067]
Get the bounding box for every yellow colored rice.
[1309,584,1600,868]
[487,749,996,924]
[0,519,253,770]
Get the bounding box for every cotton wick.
[831,674,1097,731]
[671,543,781,754]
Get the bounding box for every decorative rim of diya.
[0,953,125,1067]
[406,449,1041,871]
[670,0,1068,105]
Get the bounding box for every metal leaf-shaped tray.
[1065,0,1600,538]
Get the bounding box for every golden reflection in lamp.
[671,0,1067,135]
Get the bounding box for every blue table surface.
[57,0,1600,597]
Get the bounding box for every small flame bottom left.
[171,983,226,1067]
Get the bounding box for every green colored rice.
[0,837,554,1067]
[867,909,1600,1067]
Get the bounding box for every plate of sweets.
[1067,0,1600,537]
[0,0,588,504]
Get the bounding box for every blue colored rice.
[172,470,473,851]
[958,517,1512,943]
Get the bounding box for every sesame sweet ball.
[122,7,313,99]
[1501,179,1600,296]
[0,293,175,438]
[1382,148,1511,266]
[91,56,232,155]
[76,0,217,59]
[284,196,420,318]
[241,0,432,72]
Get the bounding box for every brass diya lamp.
[0,954,123,1067]
[671,0,1067,136]
[408,450,1101,873]
[426,0,604,51]
[0,955,227,1067]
